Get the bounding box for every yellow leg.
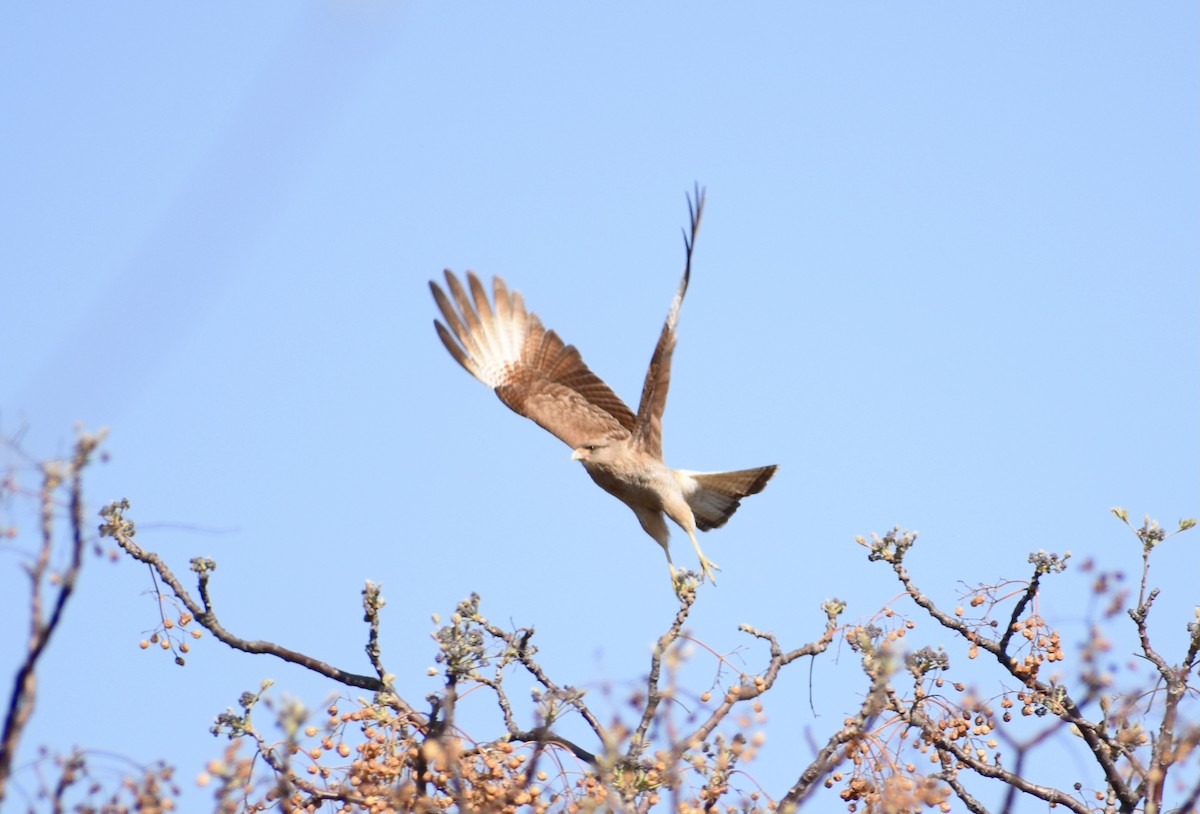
[688,529,720,585]
[663,547,691,597]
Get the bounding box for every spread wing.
[430,270,636,450]
[633,185,705,459]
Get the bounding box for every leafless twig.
[0,430,105,803]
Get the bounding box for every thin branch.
[777,666,887,811]
[1129,585,1184,811]
[886,550,1139,809]
[100,500,410,706]
[474,615,605,742]
[997,573,1042,656]
[938,750,989,814]
[670,602,842,794]
[884,684,1091,814]
[246,719,368,809]
[507,729,597,767]
[631,585,697,758]
[0,431,102,803]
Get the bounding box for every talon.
[672,568,699,599]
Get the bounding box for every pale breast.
[582,459,678,511]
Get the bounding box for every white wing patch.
[673,469,741,529]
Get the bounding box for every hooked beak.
[570,448,585,461]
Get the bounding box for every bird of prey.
[429,189,777,590]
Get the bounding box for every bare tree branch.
[871,532,1139,810]
[777,664,887,811]
[100,499,416,711]
[0,430,104,803]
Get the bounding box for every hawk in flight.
[430,189,777,590]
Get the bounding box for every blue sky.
[2,3,1197,811]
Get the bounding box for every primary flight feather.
[430,188,777,590]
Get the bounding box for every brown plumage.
[429,188,777,590]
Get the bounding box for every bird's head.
[571,441,609,463]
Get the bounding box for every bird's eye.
[586,444,598,451]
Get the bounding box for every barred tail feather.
[674,465,778,531]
